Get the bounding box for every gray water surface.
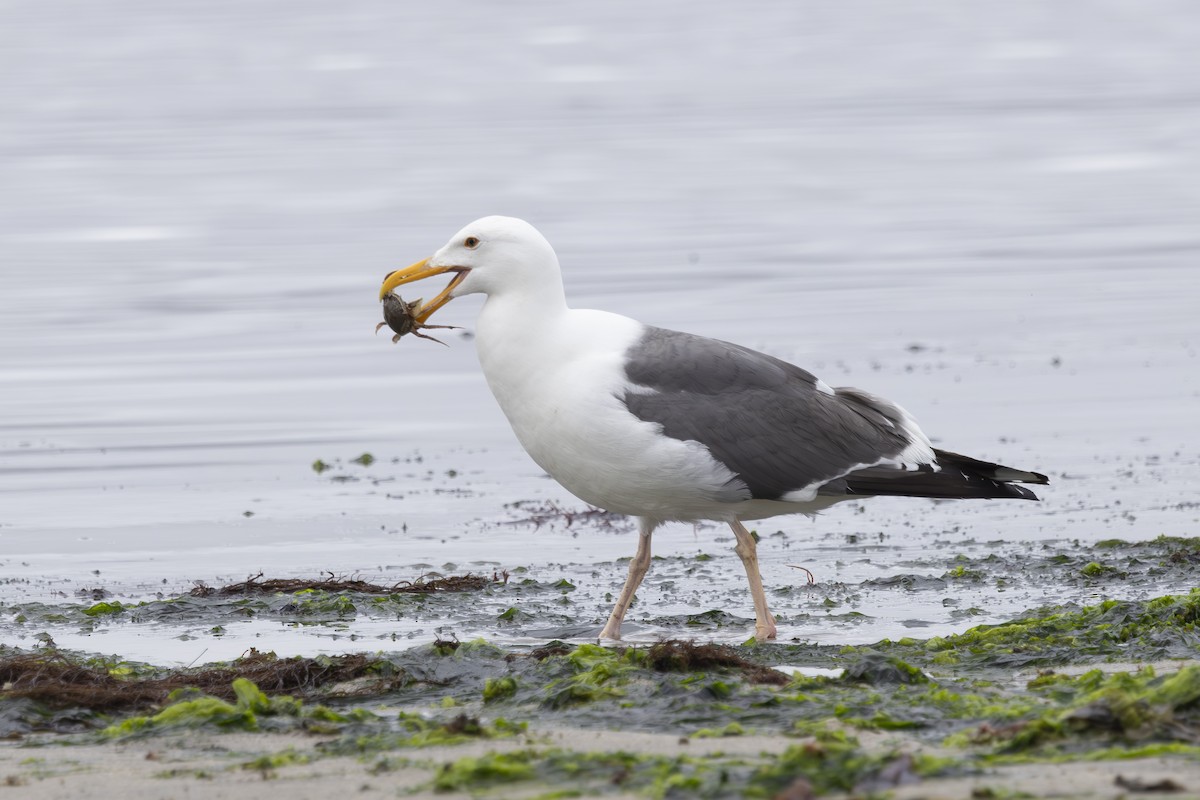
[2,0,1198,664]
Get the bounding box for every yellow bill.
[378,258,467,324]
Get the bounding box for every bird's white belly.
[476,308,750,522]
[508,386,845,522]
[521,382,748,520]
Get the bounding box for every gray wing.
[621,327,1048,502]
[620,327,912,500]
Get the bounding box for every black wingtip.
[1010,483,1041,501]
[934,449,1048,486]
[821,450,1048,502]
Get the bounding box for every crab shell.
[380,293,424,336]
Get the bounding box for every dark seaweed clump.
[0,648,403,715]
[190,571,504,597]
[643,639,789,686]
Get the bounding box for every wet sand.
[4,723,1198,799]
[3,0,1199,657]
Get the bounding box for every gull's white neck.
[474,280,572,403]
[472,275,644,468]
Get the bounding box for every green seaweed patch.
[511,641,1039,739]
[452,638,508,659]
[240,748,312,774]
[155,768,215,780]
[0,648,405,739]
[986,741,1200,765]
[528,639,789,701]
[692,721,745,738]
[283,591,357,617]
[840,711,925,731]
[429,748,732,797]
[747,729,959,796]
[322,713,525,754]
[103,678,369,738]
[483,676,518,704]
[840,653,931,685]
[904,589,1200,668]
[428,731,959,798]
[82,601,127,617]
[540,645,642,709]
[944,565,986,581]
[497,606,532,623]
[432,750,538,791]
[775,667,1046,739]
[957,664,1200,758]
[1079,561,1126,579]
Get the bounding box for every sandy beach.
[5,723,1199,799]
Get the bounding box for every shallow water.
[2,0,1199,665]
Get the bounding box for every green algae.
[101,678,370,738]
[425,734,959,798]
[433,750,538,791]
[1002,741,1200,764]
[449,638,508,659]
[691,721,745,738]
[745,730,953,797]
[840,653,930,685]
[767,659,1042,740]
[881,588,1200,668]
[1079,561,1126,579]
[429,748,727,797]
[957,664,1200,758]
[703,680,734,699]
[944,565,986,581]
[285,591,357,616]
[1,647,404,738]
[840,711,925,731]
[320,713,526,755]
[81,601,126,617]
[241,748,312,773]
[540,645,639,709]
[483,676,518,703]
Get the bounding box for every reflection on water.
[2,0,1198,663]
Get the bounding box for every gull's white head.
[378,216,562,324]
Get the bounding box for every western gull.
[378,216,1048,642]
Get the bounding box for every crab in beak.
[378,259,469,326]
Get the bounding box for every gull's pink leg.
[599,518,656,640]
[730,519,777,642]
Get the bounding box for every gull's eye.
[464,236,480,249]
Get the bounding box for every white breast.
[474,303,748,521]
